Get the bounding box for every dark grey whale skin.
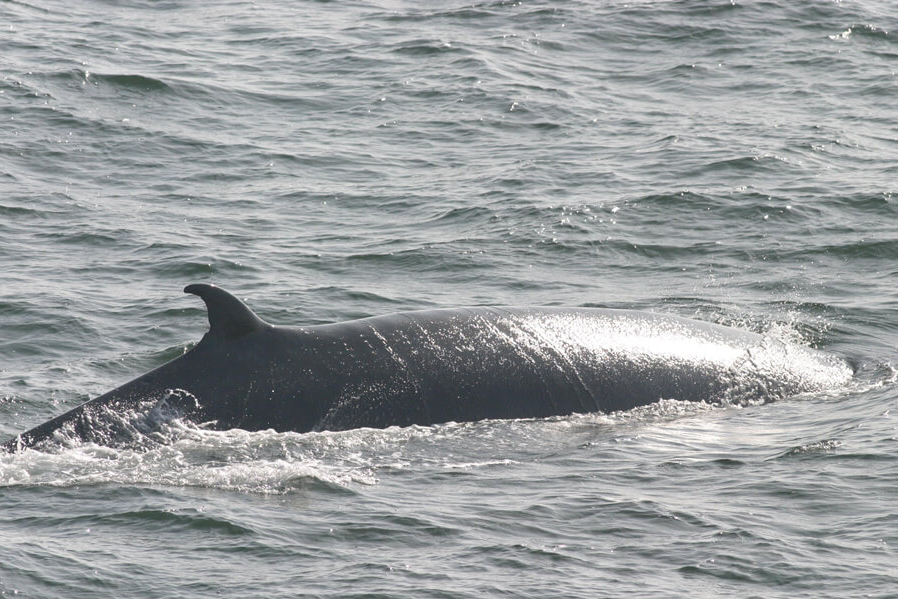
[3,284,850,451]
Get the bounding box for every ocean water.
[1,0,897,596]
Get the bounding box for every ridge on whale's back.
[3,285,853,452]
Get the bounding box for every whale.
[3,284,852,451]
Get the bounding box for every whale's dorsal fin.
[184,284,270,340]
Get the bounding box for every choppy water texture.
[1,0,897,597]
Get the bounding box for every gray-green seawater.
[1,0,896,597]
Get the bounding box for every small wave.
[692,154,792,176]
[0,203,47,218]
[769,439,841,460]
[804,239,898,261]
[440,459,516,470]
[31,68,173,94]
[425,205,496,226]
[112,509,254,535]
[607,398,718,422]
[7,509,255,537]
[383,6,499,24]
[829,24,891,42]
[93,73,173,92]
[391,40,464,57]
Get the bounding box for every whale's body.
[3,284,852,451]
